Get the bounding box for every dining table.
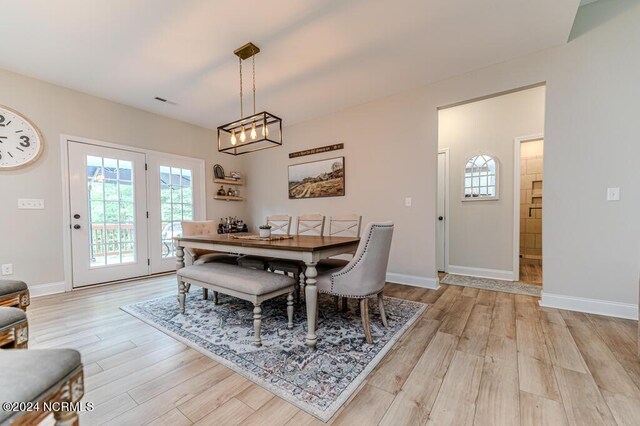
[173,233,360,350]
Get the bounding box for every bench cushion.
[268,259,304,274]
[316,258,349,273]
[193,253,239,266]
[0,280,28,296]
[0,349,81,422]
[237,256,271,270]
[178,264,296,296]
[0,307,27,328]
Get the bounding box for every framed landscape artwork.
[288,156,345,199]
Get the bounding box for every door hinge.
[146,211,149,219]
[147,259,150,266]
[145,163,148,171]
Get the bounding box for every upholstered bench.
[0,280,30,311]
[177,263,296,346]
[0,349,84,425]
[0,307,28,349]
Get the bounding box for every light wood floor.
[28,275,640,425]
[519,260,542,285]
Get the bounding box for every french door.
[67,140,204,288]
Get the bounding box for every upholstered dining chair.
[238,215,292,270]
[315,222,394,344]
[268,214,325,299]
[181,220,239,300]
[316,214,362,272]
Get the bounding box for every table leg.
[305,262,318,350]
[176,246,185,312]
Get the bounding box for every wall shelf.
[214,195,244,202]
[214,178,244,186]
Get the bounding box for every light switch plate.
[607,188,620,201]
[1,264,13,276]
[405,197,412,207]
[18,199,45,209]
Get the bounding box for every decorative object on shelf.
[0,105,44,170]
[217,42,283,155]
[258,224,272,238]
[288,156,345,199]
[217,185,226,196]
[230,171,242,180]
[213,164,225,179]
[234,188,240,197]
[289,143,344,159]
[463,153,499,201]
[226,187,234,196]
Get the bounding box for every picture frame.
[288,156,345,199]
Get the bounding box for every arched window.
[463,154,498,200]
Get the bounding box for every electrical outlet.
[405,197,412,207]
[18,199,45,209]
[1,264,13,276]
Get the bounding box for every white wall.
[246,0,640,317]
[0,69,246,291]
[438,87,545,276]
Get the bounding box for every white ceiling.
[0,0,580,128]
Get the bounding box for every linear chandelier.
[217,42,282,155]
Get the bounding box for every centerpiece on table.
[258,224,272,238]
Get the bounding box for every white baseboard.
[447,265,515,281]
[386,272,439,289]
[29,281,66,298]
[540,292,638,320]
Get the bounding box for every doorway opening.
[515,137,543,286]
[436,84,545,295]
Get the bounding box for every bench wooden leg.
[253,304,262,346]
[378,292,388,328]
[54,409,79,426]
[178,280,186,314]
[342,297,348,313]
[213,291,219,305]
[287,292,294,329]
[202,288,208,300]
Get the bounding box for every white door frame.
[513,134,544,282]
[60,134,206,292]
[437,148,450,272]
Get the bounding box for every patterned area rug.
[440,274,541,296]
[121,292,426,421]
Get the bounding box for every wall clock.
[0,105,44,170]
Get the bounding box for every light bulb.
[262,124,269,137]
[250,123,257,139]
[230,129,237,146]
[240,126,247,142]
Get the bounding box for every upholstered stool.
[0,349,84,425]
[0,307,28,349]
[0,279,30,311]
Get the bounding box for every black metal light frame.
[217,111,282,155]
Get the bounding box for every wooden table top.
[174,234,360,252]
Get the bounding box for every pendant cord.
[239,57,243,117]
[252,52,256,115]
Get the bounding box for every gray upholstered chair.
[0,307,28,349]
[315,222,394,344]
[0,349,84,425]
[238,215,292,270]
[268,214,325,299]
[0,279,30,311]
[181,220,239,301]
[316,214,362,272]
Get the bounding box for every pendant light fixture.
[217,42,283,155]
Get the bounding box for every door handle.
[73,214,81,219]
[73,224,81,230]
[438,216,444,221]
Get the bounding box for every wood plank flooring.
[28,275,640,425]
